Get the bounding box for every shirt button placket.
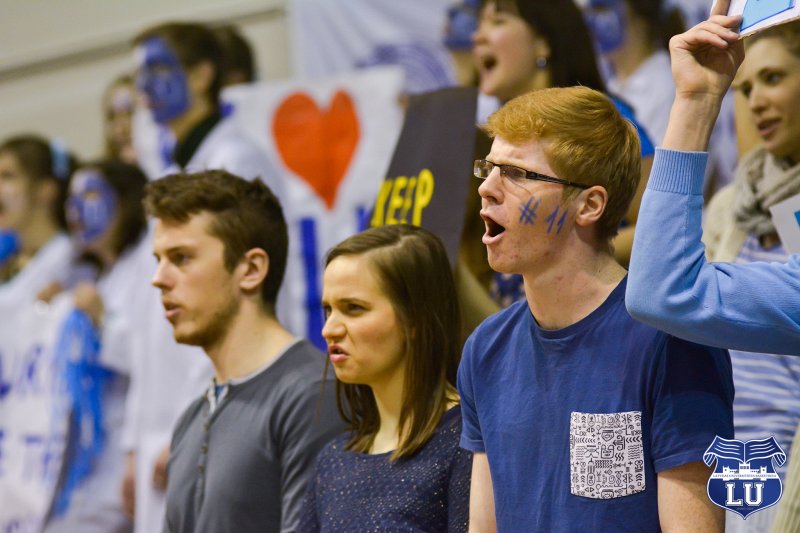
[194,415,211,510]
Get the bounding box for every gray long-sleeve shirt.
[163,340,344,533]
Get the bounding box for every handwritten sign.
[0,296,71,531]
[371,86,482,264]
[370,170,435,227]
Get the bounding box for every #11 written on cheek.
[518,193,569,235]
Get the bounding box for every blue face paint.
[65,170,118,247]
[545,206,568,235]
[584,0,627,55]
[518,196,541,225]
[444,0,479,50]
[135,37,190,124]
[0,230,20,266]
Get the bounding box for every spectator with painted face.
[444,0,481,87]
[459,86,733,531]
[468,0,656,310]
[43,161,152,533]
[131,22,280,192]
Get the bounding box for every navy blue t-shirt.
[458,277,733,532]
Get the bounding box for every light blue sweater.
[626,148,800,355]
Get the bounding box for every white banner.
[224,66,405,348]
[0,297,71,532]
[289,0,455,94]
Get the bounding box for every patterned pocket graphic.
[569,411,644,499]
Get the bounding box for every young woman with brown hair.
[300,224,470,532]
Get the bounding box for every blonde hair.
[485,86,640,241]
[747,19,800,58]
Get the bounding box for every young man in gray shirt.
[145,170,343,532]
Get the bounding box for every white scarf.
[733,148,800,236]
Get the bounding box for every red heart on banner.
[272,90,360,210]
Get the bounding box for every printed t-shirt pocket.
[569,411,645,499]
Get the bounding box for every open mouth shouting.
[481,212,506,244]
[478,53,497,75]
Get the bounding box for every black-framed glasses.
[473,159,590,189]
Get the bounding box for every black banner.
[370,86,481,264]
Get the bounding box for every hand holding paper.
[661,0,744,151]
[670,1,744,101]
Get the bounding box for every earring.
[536,55,548,69]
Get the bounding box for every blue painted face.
[135,37,190,124]
[444,0,479,50]
[66,170,118,247]
[584,0,627,55]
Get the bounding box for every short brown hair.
[133,22,224,106]
[144,170,287,313]
[325,225,461,460]
[214,25,255,86]
[485,86,641,241]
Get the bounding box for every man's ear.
[238,248,269,293]
[187,61,215,99]
[573,185,608,228]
